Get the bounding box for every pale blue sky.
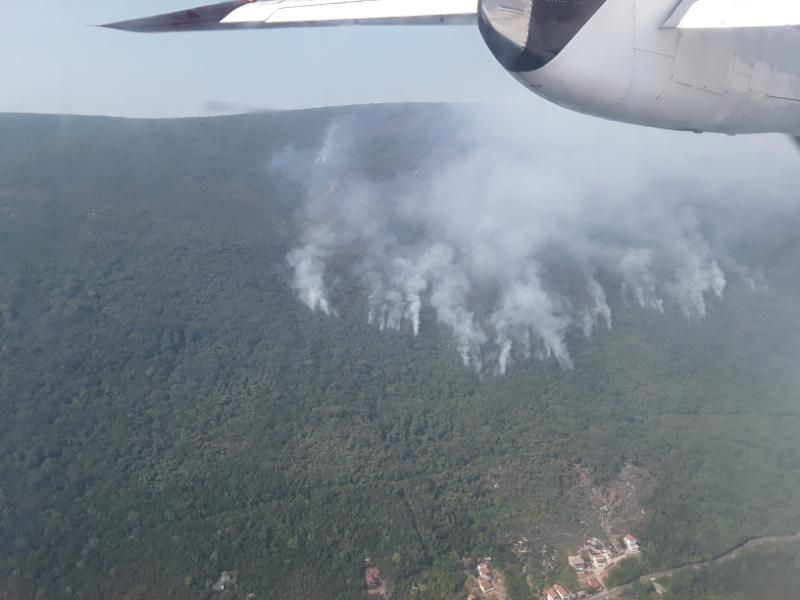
[0,1,530,117]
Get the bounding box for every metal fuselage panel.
[480,0,800,135]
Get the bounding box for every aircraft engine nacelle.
[477,0,800,135]
[478,0,635,119]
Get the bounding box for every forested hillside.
[1,107,799,600]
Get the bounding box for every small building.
[568,555,586,572]
[590,550,609,570]
[477,562,492,578]
[623,534,640,554]
[544,584,572,600]
[479,576,495,593]
[477,562,494,593]
[212,571,235,592]
[364,567,382,590]
[554,584,572,600]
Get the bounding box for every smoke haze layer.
[276,103,800,374]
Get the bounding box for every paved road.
[587,531,800,599]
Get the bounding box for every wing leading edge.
[664,0,800,29]
[103,0,478,33]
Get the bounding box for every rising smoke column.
[286,226,335,315]
[278,104,798,374]
[491,266,574,373]
[582,276,612,339]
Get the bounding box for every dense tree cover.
[624,541,800,600]
[677,542,800,599]
[1,107,799,599]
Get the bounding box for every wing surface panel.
[104,0,477,32]
[664,0,800,29]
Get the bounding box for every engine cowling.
[477,0,640,127]
[477,0,609,73]
[477,0,800,135]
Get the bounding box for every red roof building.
[554,584,571,600]
[365,569,382,589]
[623,534,641,553]
[478,562,491,578]
[544,585,572,600]
[479,576,495,593]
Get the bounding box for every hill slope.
[1,107,800,600]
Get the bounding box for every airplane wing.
[663,0,800,29]
[102,0,478,33]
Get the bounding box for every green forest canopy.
[1,106,799,599]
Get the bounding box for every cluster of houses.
[477,561,495,594]
[559,534,641,596]
[569,534,640,573]
[471,534,641,599]
[585,538,612,571]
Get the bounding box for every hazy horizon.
[0,1,531,119]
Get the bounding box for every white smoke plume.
[286,226,335,316]
[583,277,612,339]
[491,266,573,373]
[274,102,800,374]
[620,250,664,313]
